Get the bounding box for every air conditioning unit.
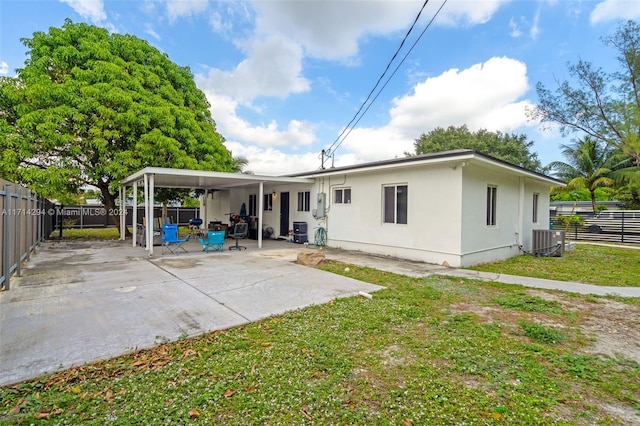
[532,229,565,257]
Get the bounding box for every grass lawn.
[469,243,640,287]
[2,262,639,424]
[49,228,122,240]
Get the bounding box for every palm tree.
[231,156,252,174]
[548,136,628,213]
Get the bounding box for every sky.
[1,0,639,176]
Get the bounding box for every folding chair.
[198,230,225,253]
[228,222,248,251]
[162,224,191,254]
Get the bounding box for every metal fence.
[551,212,640,245]
[57,205,200,229]
[1,179,55,291]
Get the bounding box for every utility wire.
[326,0,430,155]
[325,0,448,158]
[330,0,448,155]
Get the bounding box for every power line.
[329,0,448,156]
[322,0,448,164]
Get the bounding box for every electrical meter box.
[316,192,326,218]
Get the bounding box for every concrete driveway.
[0,239,383,386]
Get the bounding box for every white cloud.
[59,0,106,23]
[196,35,310,102]
[0,61,8,75]
[390,56,532,135]
[193,1,514,174]
[199,92,316,149]
[252,1,420,60]
[332,57,536,165]
[590,0,640,23]
[435,0,510,26]
[166,0,209,24]
[223,141,322,175]
[144,24,161,41]
[509,18,523,37]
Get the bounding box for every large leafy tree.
[528,20,640,166]
[0,20,234,234]
[411,125,542,171]
[548,136,631,212]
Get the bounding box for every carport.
[119,167,313,255]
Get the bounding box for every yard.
[2,246,640,425]
[470,243,640,287]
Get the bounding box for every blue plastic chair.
[198,230,225,253]
[162,224,190,254]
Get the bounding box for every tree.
[0,20,234,235]
[548,136,630,212]
[528,20,640,167]
[231,156,250,174]
[411,125,542,171]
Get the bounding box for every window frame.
[249,194,257,216]
[297,191,311,212]
[532,192,539,223]
[383,184,408,225]
[263,193,273,211]
[486,185,497,226]
[334,187,351,205]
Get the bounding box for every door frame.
[279,192,290,237]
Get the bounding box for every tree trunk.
[98,183,132,238]
[590,190,597,213]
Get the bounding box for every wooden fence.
[1,179,55,291]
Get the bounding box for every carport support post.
[132,181,137,247]
[119,186,125,240]
[258,181,264,248]
[144,174,150,252]
[149,173,155,256]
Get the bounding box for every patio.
[0,238,383,386]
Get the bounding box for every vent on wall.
[532,229,565,257]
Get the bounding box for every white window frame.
[487,185,497,226]
[334,188,351,204]
[383,184,408,224]
[297,191,311,212]
[263,193,273,211]
[532,192,539,223]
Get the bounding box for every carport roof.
[121,167,313,190]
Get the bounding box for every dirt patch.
[575,298,640,363]
[450,290,640,364]
[152,258,202,269]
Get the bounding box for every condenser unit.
[532,229,565,257]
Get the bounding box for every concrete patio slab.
[0,239,383,386]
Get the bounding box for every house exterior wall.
[265,184,316,238]
[204,184,315,239]
[459,164,552,266]
[203,190,231,226]
[319,164,464,266]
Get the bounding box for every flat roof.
[290,149,566,187]
[121,167,313,190]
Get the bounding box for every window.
[383,184,408,224]
[486,186,497,226]
[334,188,351,204]
[249,194,257,216]
[297,191,310,212]
[263,193,273,211]
[532,193,539,223]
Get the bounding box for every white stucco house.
[121,149,564,267]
